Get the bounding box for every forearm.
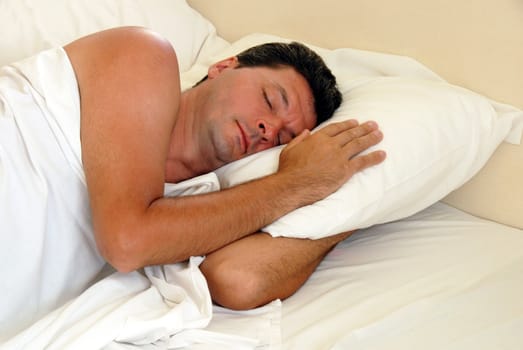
[104,171,316,271]
[200,230,354,310]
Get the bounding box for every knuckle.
[344,128,358,140]
[350,137,366,149]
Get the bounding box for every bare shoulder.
[63,26,181,140]
[64,26,179,73]
[64,26,180,94]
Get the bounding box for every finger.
[318,119,359,137]
[343,128,384,158]
[335,121,379,147]
[347,150,387,173]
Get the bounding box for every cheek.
[233,88,264,114]
[232,101,252,117]
[209,128,231,161]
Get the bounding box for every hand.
[277,119,386,205]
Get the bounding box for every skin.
[64,27,386,309]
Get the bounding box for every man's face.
[199,60,316,168]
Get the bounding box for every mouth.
[236,121,249,154]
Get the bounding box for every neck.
[164,85,213,183]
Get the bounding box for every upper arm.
[64,27,181,261]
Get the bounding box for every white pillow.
[0,0,226,72]
[208,35,523,239]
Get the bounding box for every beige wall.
[189,0,523,111]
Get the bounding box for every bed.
[1,0,522,349]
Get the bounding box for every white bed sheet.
[5,188,521,349]
[282,202,523,350]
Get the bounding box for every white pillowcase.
[0,0,227,72]
[209,34,523,239]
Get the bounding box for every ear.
[207,56,239,79]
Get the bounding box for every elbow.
[95,226,144,273]
[105,253,138,274]
[200,260,275,310]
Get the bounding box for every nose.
[257,116,283,146]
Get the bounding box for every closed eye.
[263,89,272,109]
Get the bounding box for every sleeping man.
[0,26,385,336]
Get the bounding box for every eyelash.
[263,90,272,109]
[263,89,288,145]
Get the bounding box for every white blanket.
[2,174,280,349]
[0,47,105,339]
[2,257,281,349]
